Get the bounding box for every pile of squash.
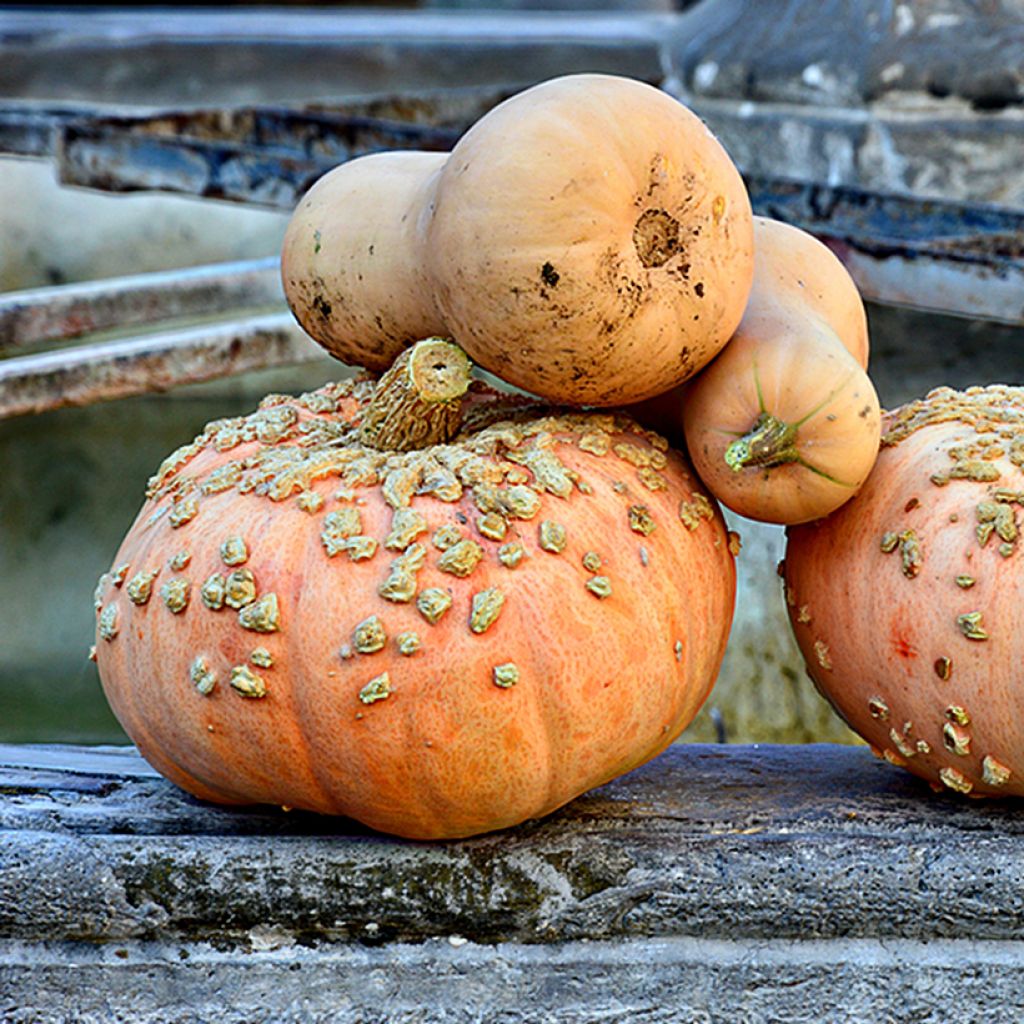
[93,74,1024,838]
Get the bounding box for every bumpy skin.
[94,382,736,840]
[425,74,754,407]
[784,386,1024,798]
[281,151,447,371]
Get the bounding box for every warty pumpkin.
[92,339,737,840]
[784,385,1024,797]
[641,217,880,525]
[281,151,448,372]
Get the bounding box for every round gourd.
[648,216,881,525]
[680,316,880,525]
[93,341,737,839]
[425,73,755,406]
[784,385,1024,797]
[281,151,447,371]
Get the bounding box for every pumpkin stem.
[724,412,800,472]
[360,338,473,451]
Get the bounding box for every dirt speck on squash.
[312,294,333,320]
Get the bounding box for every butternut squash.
[749,217,868,369]
[281,151,447,372]
[642,217,880,525]
[425,74,755,406]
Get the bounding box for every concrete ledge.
[4,935,1024,1023]
[2,742,1022,1019]
[0,10,668,106]
[669,0,1024,111]
[3,6,1021,209]
[676,95,1024,207]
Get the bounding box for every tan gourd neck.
[724,412,800,472]
[360,338,473,451]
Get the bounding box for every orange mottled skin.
[95,382,736,839]
[785,386,1024,798]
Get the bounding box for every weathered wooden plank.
[0,742,159,777]
[2,741,1021,1020]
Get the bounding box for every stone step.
[2,741,1019,1019]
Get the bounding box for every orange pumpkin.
[93,340,736,839]
[784,385,1024,797]
[651,217,880,525]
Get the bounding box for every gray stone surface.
[4,935,1024,1023]
[669,0,1024,110]
[666,0,1024,205]
[2,742,1024,1021]
[3,4,1020,207]
[663,0,1024,205]
[673,95,1024,207]
[6,2,1019,112]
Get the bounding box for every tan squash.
[93,340,737,840]
[784,385,1024,798]
[630,217,869,436]
[425,73,755,406]
[638,217,880,525]
[749,218,869,369]
[281,151,447,371]
[681,319,880,526]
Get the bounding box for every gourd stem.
[360,337,473,452]
[724,412,800,472]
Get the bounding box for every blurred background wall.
[1,0,1021,743]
